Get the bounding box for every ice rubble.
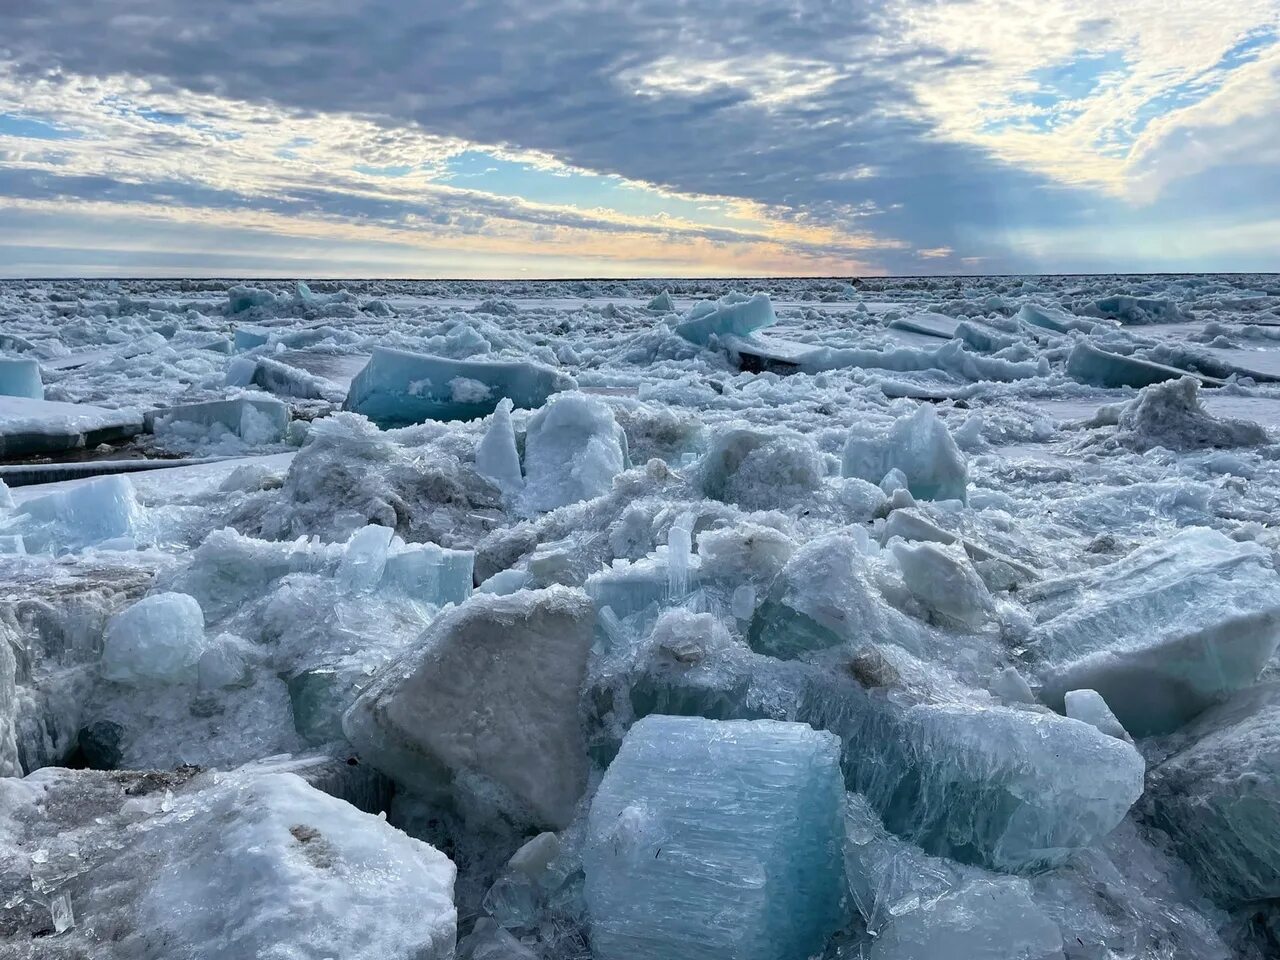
[4,274,1280,958]
[584,715,845,960]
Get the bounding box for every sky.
[0,1,1277,278]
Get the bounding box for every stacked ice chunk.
[584,715,845,960]
[674,291,777,346]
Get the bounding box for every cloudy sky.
[1,1,1277,278]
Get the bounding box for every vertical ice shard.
[584,715,845,960]
[475,398,524,496]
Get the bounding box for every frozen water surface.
[0,273,1279,958]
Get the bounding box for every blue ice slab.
[343,346,574,427]
[145,397,289,442]
[584,715,845,960]
[0,358,43,399]
[1066,341,1221,389]
[383,541,474,607]
[674,292,777,346]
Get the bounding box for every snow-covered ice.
[1,272,1280,958]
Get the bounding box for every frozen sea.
[0,273,1279,959]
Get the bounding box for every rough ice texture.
[584,715,845,960]
[698,424,824,510]
[1146,681,1280,905]
[344,345,574,426]
[1029,527,1280,736]
[101,592,206,684]
[891,539,992,628]
[344,586,595,827]
[674,291,777,345]
[0,764,455,959]
[520,392,627,511]
[842,404,968,502]
[1107,375,1269,451]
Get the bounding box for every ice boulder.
[344,587,595,828]
[1030,528,1280,736]
[1146,681,1280,905]
[14,473,143,551]
[475,397,524,496]
[646,289,676,313]
[842,404,968,502]
[584,715,845,960]
[698,424,824,510]
[146,396,289,444]
[101,592,206,684]
[674,291,777,345]
[0,357,42,399]
[1064,689,1129,740]
[844,700,1145,872]
[520,392,627,511]
[142,770,457,959]
[343,345,574,427]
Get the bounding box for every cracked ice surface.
[1,274,1280,958]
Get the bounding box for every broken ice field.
[0,273,1278,958]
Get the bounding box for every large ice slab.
[1146,682,1280,905]
[674,291,777,345]
[842,404,968,502]
[344,587,594,827]
[584,715,845,960]
[0,396,143,457]
[1029,528,1280,736]
[343,345,574,427]
[145,396,289,443]
[0,357,43,399]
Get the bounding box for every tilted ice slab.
[0,396,143,457]
[344,587,595,828]
[1066,340,1221,388]
[520,392,628,512]
[584,715,845,960]
[1028,528,1280,736]
[9,473,144,551]
[674,291,777,345]
[343,345,574,427]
